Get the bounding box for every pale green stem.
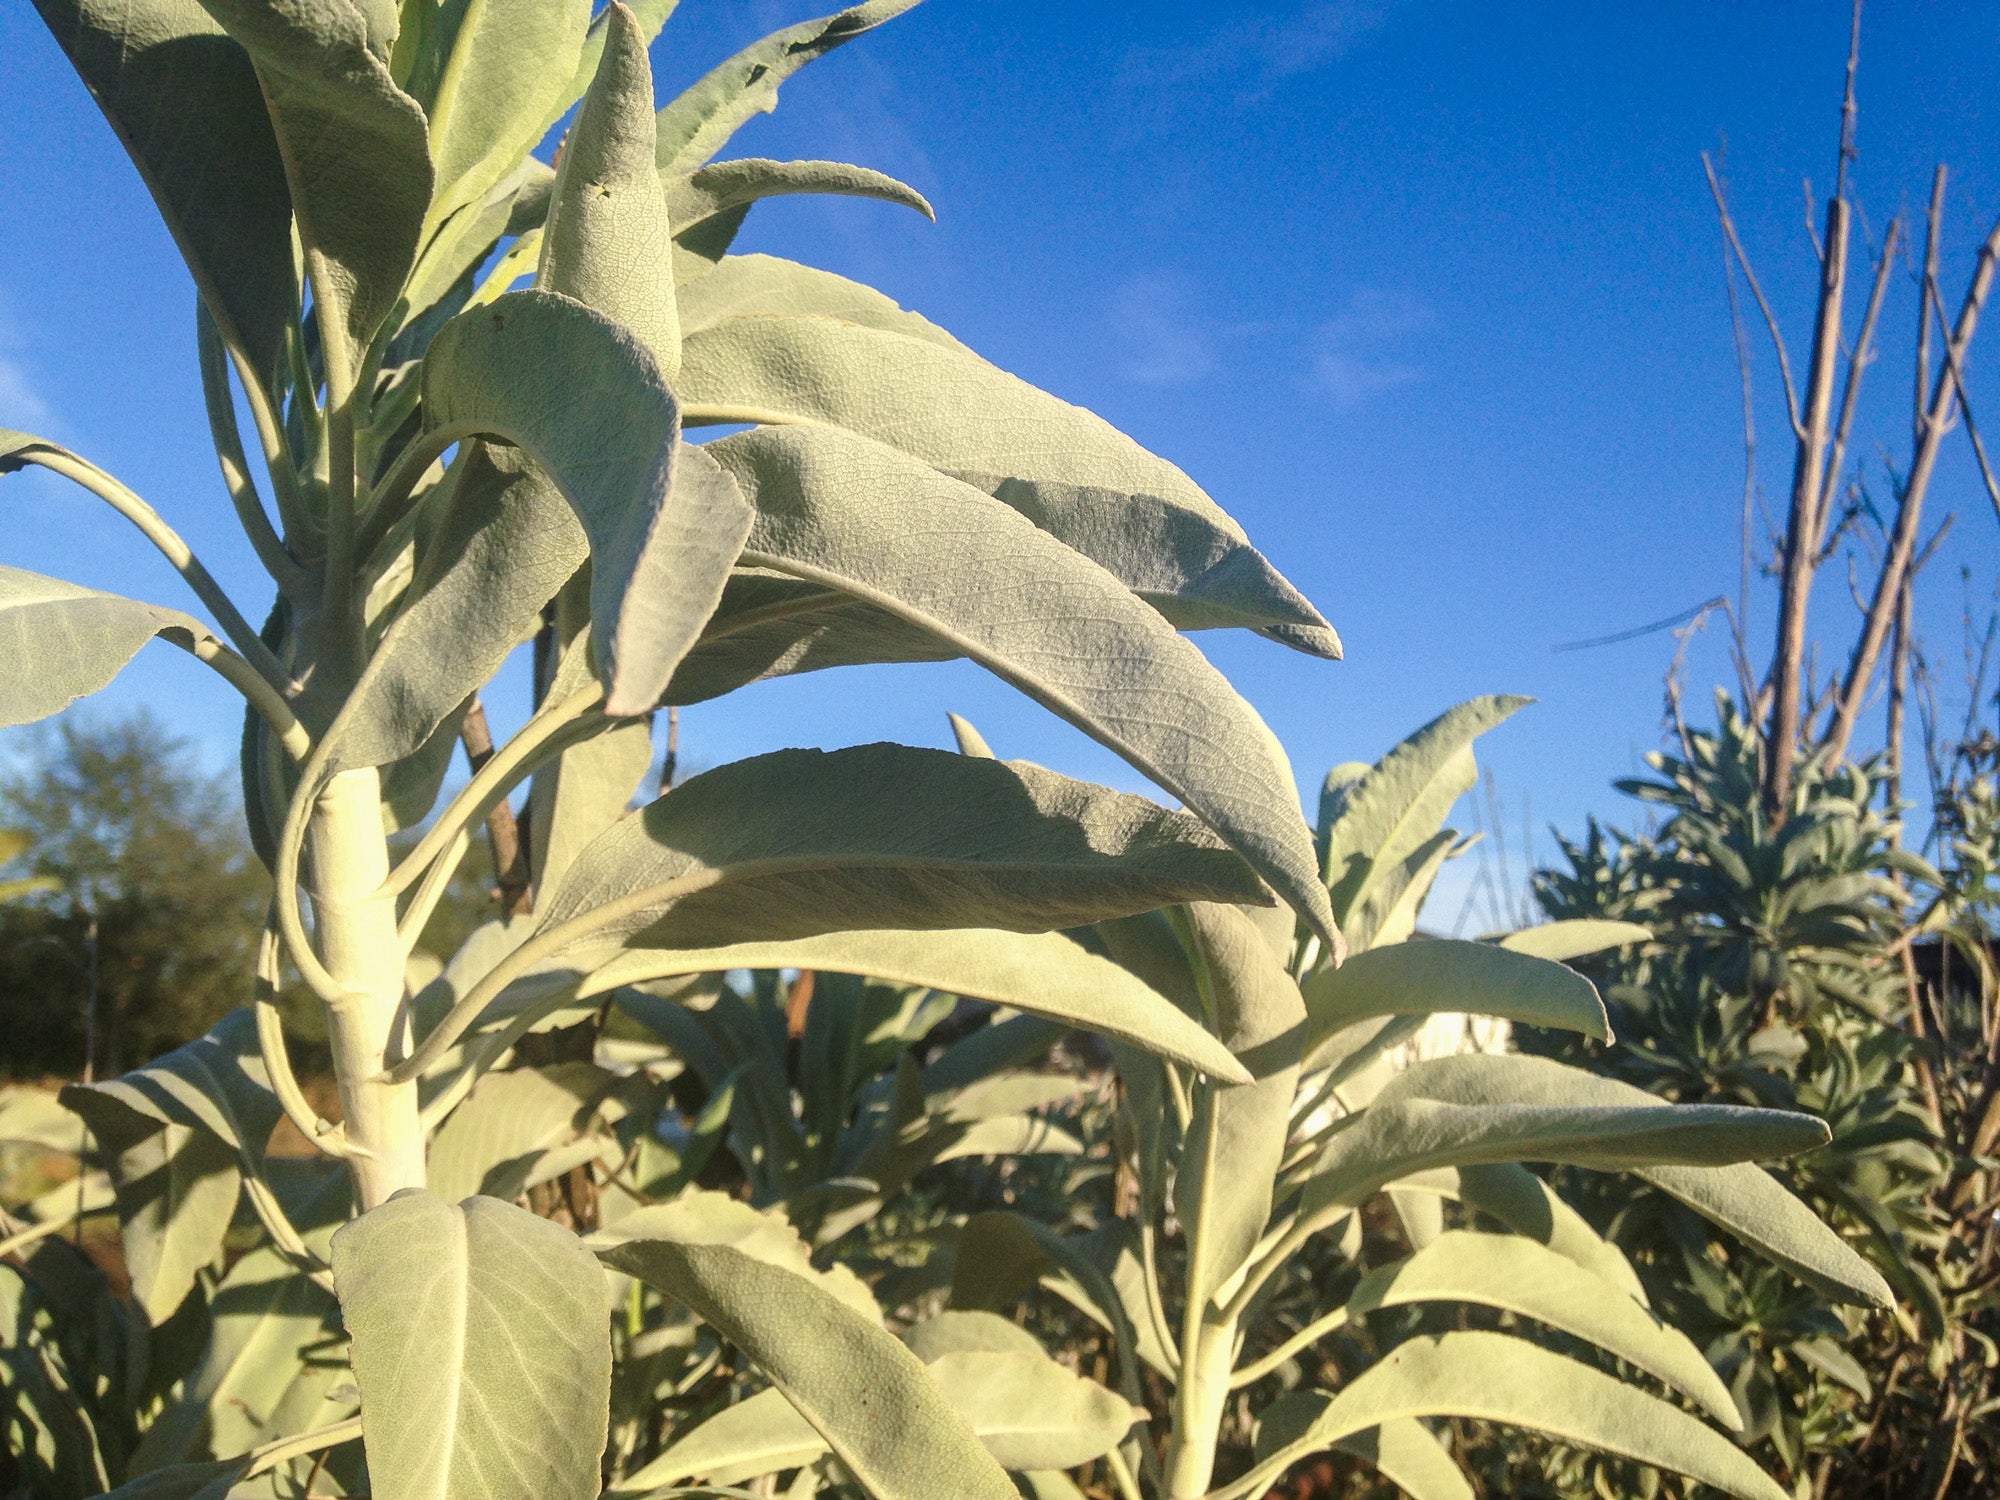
[309,767,424,1209]
[165,631,310,762]
[243,1417,365,1479]
[240,1173,335,1293]
[388,865,737,1084]
[681,402,803,428]
[1163,1075,1241,1500]
[1105,1447,1145,1500]
[1139,1218,1182,1377]
[396,827,471,952]
[197,304,310,597]
[256,996,352,1159]
[8,445,287,686]
[0,1208,81,1260]
[1229,1305,1352,1389]
[384,683,604,896]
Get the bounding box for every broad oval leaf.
[331,1190,612,1500]
[533,743,1269,962]
[32,0,296,387]
[679,315,1339,655]
[425,1062,613,1204]
[1346,1231,1737,1424]
[1299,940,1610,1055]
[1236,1331,1785,1500]
[678,254,974,352]
[699,424,1335,945]
[423,292,753,714]
[0,566,203,729]
[577,926,1251,1083]
[592,1192,1017,1500]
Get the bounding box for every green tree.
[0,711,266,1078]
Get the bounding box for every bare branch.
[1929,274,2000,524]
[1705,152,1806,435]
[460,697,533,918]
[1819,216,1902,550]
[1916,167,1946,439]
[1824,207,2000,765]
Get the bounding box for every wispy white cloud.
[0,288,50,432]
[1313,287,1428,408]
[1120,2,1393,107]
[1113,271,1230,386]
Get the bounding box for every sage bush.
[0,4,1891,1498]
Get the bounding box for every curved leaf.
[1326,1420,1471,1500]
[423,292,753,714]
[32,0,295,386]
[0,566,202,729]
[539,1,678,375]
[668,159,933,243]
[1296,1053,1831,1218]
[331,1191,612,1500]
[679,315,1338,655]
[1299,940,1609,1054]
[534,742,1268,961]
[1320,696,1529,933]
[678,254,973,352]
[700,424,1335,945]
[653,0,922,176]
[1497,919,1652,961]
[408,0,586,231]
[199,0,432,362]
[577,926,1250,1082]
[1639,1161,1891,1307]
[1234,1332,1784,1500]
[1346,1231,1736,1424]
[593,1193,1016,1500]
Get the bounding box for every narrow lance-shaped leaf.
[198,0,432,367]
[1296,1052,1832,1219]
[666,159,934,250]
[1395,1055,1891,1307]
[535,743,1270,961]
[423,293,753,715]
[1343,1231,1738,1425]
[1320,695,1529,929]
[1321,1421,1472,1500]
[592,1192,1018,1500]
[1236,1332,1786,1500]
[1497,919,1652,961]
[636,1350,1138,1484]
[331,1191,612,1500]
[32,0,296,388]
[654,0,923,176]
[403,0,586,232]
[1299,940,1610,1055]
[538,0,680,376]
[678,315,1339,655]
[699,424,1336,945]
[578,926,1252,1082]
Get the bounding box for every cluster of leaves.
[1504,695,2000,1498]
[0,3,1896,1500]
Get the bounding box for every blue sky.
[3,1,1998,929]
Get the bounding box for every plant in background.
[0,4,1887,1500]
[1514,702,2000,1498]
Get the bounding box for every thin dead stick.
[1823,208,2000,765]
[460,697,533,918]
[1704,153,1805,435]
[1819,217,1902,552]
[1916,167,1945,447]
[1928,275,2000,521]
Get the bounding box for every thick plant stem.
[1164,1315,1238,1498]
[308,768,423,1209]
